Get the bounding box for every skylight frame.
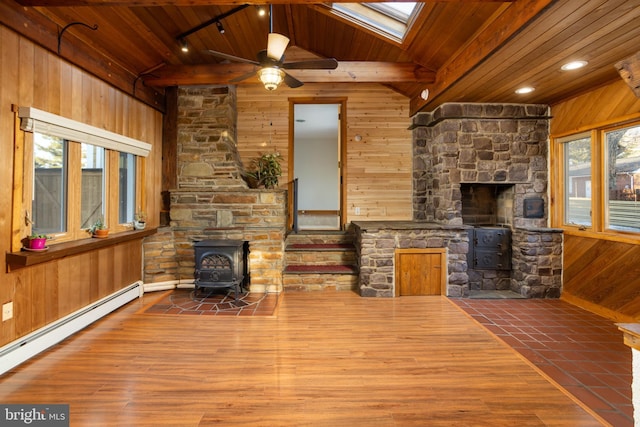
[330,2,419,42]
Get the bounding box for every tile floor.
[452,298,633,427]
[141,288,280,316]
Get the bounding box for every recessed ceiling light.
[561,60,588,71]
[515,86,535,94]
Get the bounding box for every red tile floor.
[452,298,633,427]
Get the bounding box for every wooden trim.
[11,105,26,252]
[561,292,636,324]
[297,210,340,215]
[6,228,156,271]
[394,248,447,297]
[617,323,640,351]
[288,97,348,229]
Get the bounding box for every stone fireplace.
[411,103,563,297]
[143,86,287,293]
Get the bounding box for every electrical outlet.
[2,302,13,321]
[355,207,361,215]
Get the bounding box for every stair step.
[284,264,359,274]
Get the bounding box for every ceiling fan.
[207,32,338,90]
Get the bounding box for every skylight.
[331,2,418,41]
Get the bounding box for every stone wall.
[354,221,469,297]
[412,103,550,228]
[411,103,563,298]
[142,86,287,292]
[512,227,563,298]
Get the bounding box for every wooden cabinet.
[395,248,447,296]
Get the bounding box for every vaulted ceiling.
[2,0,639,116]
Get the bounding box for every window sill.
[6,228,157,272]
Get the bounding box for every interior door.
[291,102,343,230]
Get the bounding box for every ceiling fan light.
[267,33,290,60]
[257,67,285,90]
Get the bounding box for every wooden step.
[284,231,359,292]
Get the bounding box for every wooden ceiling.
[2,0,639,115]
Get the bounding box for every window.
[33,133,67,235]
[119,152,137,224]
[562,133,592,227]
[330,2,418,41]
[554,120,640,237]
[604,124,640,232]
[18,107,150,246]
[81,143,106,230]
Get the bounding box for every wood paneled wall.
[236,84,413,223]
[550,80,640,320]
[550,80,640,135]
[0,25,163,346]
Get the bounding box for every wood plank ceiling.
[2,0,639,115]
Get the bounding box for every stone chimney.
[144,86,287,293]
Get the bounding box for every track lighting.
[216,21,225,34]
[180,39,189,53]
[256,6,266,17]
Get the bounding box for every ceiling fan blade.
[206,50,259,66]
[282,58,339,70]
[283,71,304,89]
[230,69,258,83]
[267,33,290,61]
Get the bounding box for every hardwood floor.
[0,291,607,426]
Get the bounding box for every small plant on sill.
[88,216,109,237]
[26,232,50,250]
[134,211,147,230]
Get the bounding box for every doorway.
[290,100,346,230]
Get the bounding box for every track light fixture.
[256,6,266,17]
[216,21,225,34]
[180,39,189,52]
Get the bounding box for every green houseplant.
[88,216,109,237]
[245,152,283,189]
[27,232,49,250]
[134,211,147,230]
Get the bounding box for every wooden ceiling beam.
[15,0,515,6]
[142,62,436,87]
[409,0,555,115]
[0,0,165,110]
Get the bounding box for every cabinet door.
[395,249,446,296]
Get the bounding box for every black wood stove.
[194,240,248,301]
[467,227,511,270]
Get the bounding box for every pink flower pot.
[29,238,47,250]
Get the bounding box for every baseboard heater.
[0,281,142,376]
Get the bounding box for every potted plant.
[134,211,147,230]
[27,233,49,250]
[245,152,282,189]
[89,216,109,238]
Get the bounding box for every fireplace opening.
[194,240,249,302]
[461,183,514,227]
